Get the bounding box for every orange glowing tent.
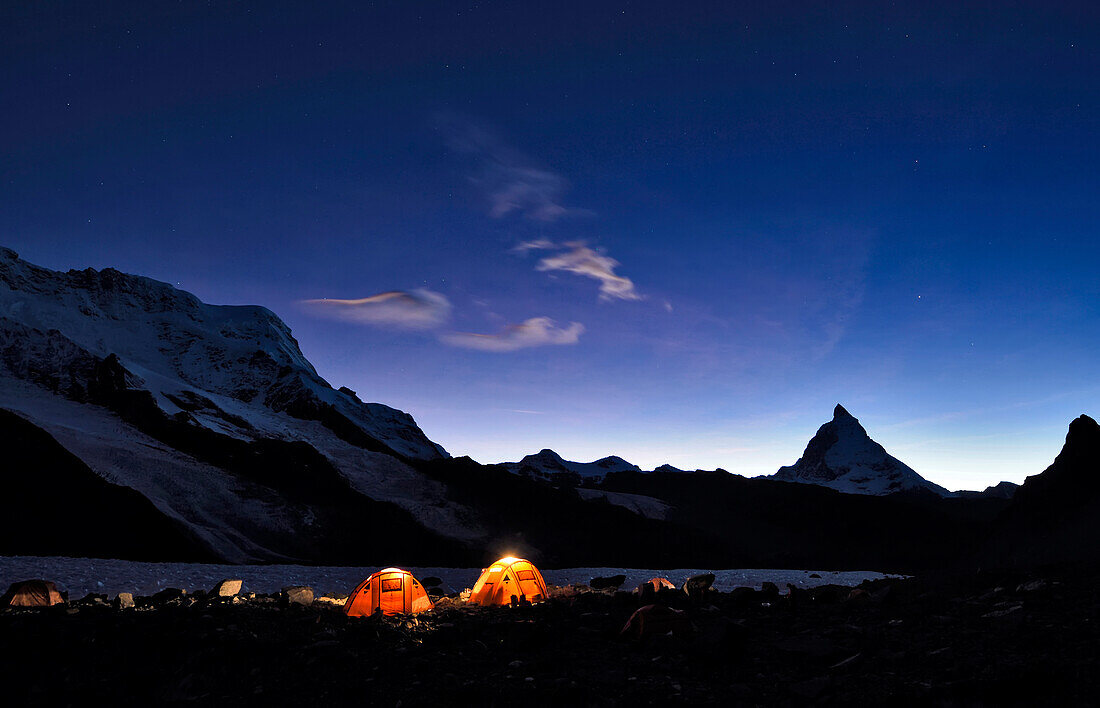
[469,557,548,606]
[1,579,65,608]
[344,568,433,617]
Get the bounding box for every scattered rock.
[683,573,715,600]
[211,579,243,597]
[620,604,693,640]
[729,587,757,605]
[281,586,314,606]
[590,574,627,590]
[115,593,135,609]
[77,593,110,607]
[150,588,187,606]
[810,585,847,604]
[830,653,862,671]
[982,603,1023,619]
[846,588,869,602]
[1016,579,1048,593]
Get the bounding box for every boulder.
[590,574,627,590]
[77,593,110,606]
[845,588,869,602]
[1016,579,1048,593]
[760,582,780,598]
[682,573,715,600]
[786,583,811,608]
[620,604,693,640]
[150,588,188,606]
[421,576,443,587]
[211,579,243,597]
[115,592,135,609]
[281,586,314,606]
[728,587,758,605]
[809,585,847,604]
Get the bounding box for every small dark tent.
[633,577,676,594]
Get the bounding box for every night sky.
[3,2,1098,490]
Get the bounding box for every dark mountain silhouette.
[986,415,1100,567]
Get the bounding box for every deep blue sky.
[3,1,1098,490]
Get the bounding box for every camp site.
[2,555,1099,705]
[4,0,1100,704]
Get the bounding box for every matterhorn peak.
[1069,414,1099,435]
[833,403,854,420]
[770,406,952,497]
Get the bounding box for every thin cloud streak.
[441,317,584,352]
[521,240,641,301]
[439,117,588,222]
[301,289,451,330]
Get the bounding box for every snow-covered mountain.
[502,449,642,481]
[0,247,445,460]
[770,404,953,497]
[0,248,477,562]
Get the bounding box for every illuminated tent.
[344,568,433,617]
[1,579,65,608]
[469,557,548,606]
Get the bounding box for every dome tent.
[1,579,65,608]
[469,557,548,606]
[344,568,433,617]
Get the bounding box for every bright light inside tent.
[497,556,519,564]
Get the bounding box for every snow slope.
[0,248,481,561]
[0,247,445,460]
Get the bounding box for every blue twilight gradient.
[2,2,1097,490]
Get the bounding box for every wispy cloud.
[439,117,587,222]
[301,289,451,330]
[441,317,584,352]
[521,240,641,301]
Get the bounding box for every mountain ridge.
[2,247,1090,571]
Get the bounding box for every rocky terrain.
[2,567,1097,706]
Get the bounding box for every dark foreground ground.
[2,569,1099,707]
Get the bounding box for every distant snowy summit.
[503,449,641,481]
[770,404,954,497]
[501,449,693,482]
